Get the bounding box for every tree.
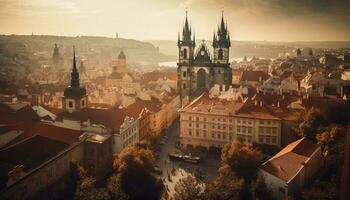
[220,140,262,183]
[75,175,110,200]
[254,175,274,200]
[107,175,129,200]
[296,108,324,141]
[173,175,203,200]
[203,172,243,200]
[112,144,164,200]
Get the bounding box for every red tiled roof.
[57,107,128,131]
[0,103,39,131]
[240,70,269,82]
[261,138,318,182]
[140,70,177,83]
[4,122,82,147]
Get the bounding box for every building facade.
[177,12,232,101]
[179,93,282,148]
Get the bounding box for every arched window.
[183,48,187,59]
[218,49,223,60]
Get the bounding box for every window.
[229,126,232,130]
[223,118,226,122]
[217,134,221,139]
[183,71,187,77]
[203,131,207,137]
[183,48,187,59]
[212,125,215,128]
[223,134,226,140]
[189,123,192,127]
[266,127,271,134]
[204,117,207,122]
[189,116,192,121]
[218,48,223,59]
[196,131,199,137]
[259,127,264,133]
[189,130,192,136]
[272,127,277,134]
[260,120,264,124]
[196,117,199,121]
[218,118,221,122]
[212,133,215,138]
[212,118,215,121]
[68,101,73,108]
[196,123,199,128]
[203,124,207,128]
[183,83,186,89]
[81,99,85,107]
[272,136,277,144]
[259,136,264,143]
[248,127,252,134]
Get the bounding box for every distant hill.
[146,40,350,59]
[0,35,172,66]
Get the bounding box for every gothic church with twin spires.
[177,11,232,100]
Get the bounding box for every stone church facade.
[177,12,232,101]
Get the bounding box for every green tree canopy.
[220,140,262,183]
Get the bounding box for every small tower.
[62,47,88,113]
[177,9,196,99]
[52,43,61,64]
[213,11,231,65]
[296,48,302,57]
[117,50,127,73]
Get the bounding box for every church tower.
[62,47,88,113]
[213,11,231,65]
[117,50,127,73]
[211,11,232,89]
[177,10,195,99]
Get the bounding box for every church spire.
[213,10,230,48]
[178,8,195,46]
[70,46,80,88]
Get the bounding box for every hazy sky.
[1,0,350,41]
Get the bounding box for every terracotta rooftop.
[140,70,177,83]
[261,138,318,182]
[57,107,128,131]
[240,70,269,82]
[4,122,82,148]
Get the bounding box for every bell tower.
[213,11,230,65]
[62,47,88,113]
[177,9,196,99]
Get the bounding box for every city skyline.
[1,0,350,41]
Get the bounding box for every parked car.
[183,155,201,164]
[168,153,183,161]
